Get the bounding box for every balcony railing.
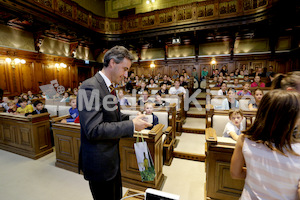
[31,0,271,34]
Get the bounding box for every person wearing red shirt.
[251,76,265,87]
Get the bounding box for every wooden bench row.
[205,109,257,200]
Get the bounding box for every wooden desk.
[205,128,244,200]
[121,104,177,166]
[52,118,164,191]
[120,124,164,191]
[0,113,53,159]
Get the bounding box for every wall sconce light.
[146,0,155,4]
[5,57,26,68]
[150,62,155,68]
[55,63,67,71]
[211,58,216,65]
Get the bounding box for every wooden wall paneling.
[141,66,151,78]
[57,67,70,89]
[183,64,194,76]
[12,64,22,95]
[0,62,10,94]
[68,65,72,89]
[162,65,169,76]
[71,65,77,88]
[170,65,180,77]
[277,60,290,73]
[19,62,35,93]
[43,64,55,85]
[34,61,44,93]
[227,62,235,74]
[54,64,59,84]
[236,61,251,72]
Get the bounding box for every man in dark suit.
[78,46,151,200]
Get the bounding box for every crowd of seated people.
[207,65,273,85]
[0,82,82,117]
[217,71,300,141]
[114,71,192,95]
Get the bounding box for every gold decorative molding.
[24,0,271,34]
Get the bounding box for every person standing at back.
[230,90,300,200]
[78,46,152,200]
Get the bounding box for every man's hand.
[132,114,152,131]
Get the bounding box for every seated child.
[25,100,48,116]
[16,98,34,115]
[154,93,169,107]
[201,67,208,80]
[223,109,244,141]
[237,82,252,96]
[7,101,17,113]
[0,97,10,111]
[118,89,130,106]
[144,103,159,130]
[60,92,70,102]
[224,76,233,83]
[137,90,152,106]
[60,96,78,123]
[137,82,149,94]
[27,91,36,100]
[41,92,49,100]
[243,75,251,82]
[221,88,239,110]
[21,94,31,104]
[232,78,243,88]
[238,71,244,78]
[148,78,158,88]
[14,96,20,107]
[158,83,169,95]
[248,88,263,111]
[215,77,224,87]
[217,83,227,95]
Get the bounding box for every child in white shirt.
[223,109,244,141]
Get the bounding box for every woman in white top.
[231,90,300,200]
[221,88,239,110]
[147,78,158,88]
[218,82,227,95]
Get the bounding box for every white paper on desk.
[217,137,237,145]
[129,115,153,124]
[134,129,151,134]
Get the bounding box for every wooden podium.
[205,128,244,200]
[0,113,53,159]
[119,124,165,191]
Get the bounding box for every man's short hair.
[103,46,134,68]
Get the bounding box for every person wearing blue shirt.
[144,103,159,130]
[61,96,79,123]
